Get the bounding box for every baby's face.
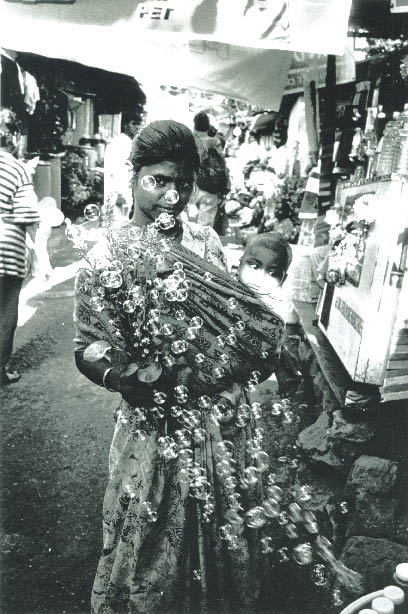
[238,245,284,297]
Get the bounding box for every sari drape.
[73,222,284,614]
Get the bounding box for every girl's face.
[238,245,285,296]
[132,160,195,225]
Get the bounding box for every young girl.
[74,121,286,614]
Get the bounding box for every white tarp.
[1,0,352,55]
[1,27,293,109]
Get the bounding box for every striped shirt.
[0,151,40,278]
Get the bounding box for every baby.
[214,232,298,412]
[238,232,292,321]
[237,232,302,395]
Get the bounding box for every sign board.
[319,179,408,386]
[1,0,353,55]
[391,0,408,13]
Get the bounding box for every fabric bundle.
[155,243,284,397]
[75,236,284,404]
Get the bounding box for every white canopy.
[0,0,353,109]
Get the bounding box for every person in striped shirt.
[0,107,40,386]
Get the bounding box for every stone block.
[330,440,369,469]
[295,463,345,511]
[328,410,375,444]
[347,491,396,540]
[311,448,353,475]
[297,412,357,474]
[341,536,408,593]
[347,456,398,495]
[297,411,330,454]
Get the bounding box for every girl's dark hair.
[245,232,293,275]
[130,120,200,176]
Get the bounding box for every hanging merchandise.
[352,80,371,118]
[286,96,309,176]
[332,101,356,177]
[372,109,408,179]
[60,91,84,131]
[299,161,320,220]
[26,84,67,154]
[0,51,26,118]
[23,70,40,115]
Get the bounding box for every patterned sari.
[73,221,284,614]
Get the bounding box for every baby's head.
[238,233,292,297]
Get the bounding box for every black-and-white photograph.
[1,1,408,613]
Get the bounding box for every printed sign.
[334,296,363,336]
[1,0,353,55]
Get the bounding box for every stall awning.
[14,51,146,114]
[2,38,292,111]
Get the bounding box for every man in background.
[0,107,40,386]
[189,110,229,230]
[103,109,144,221]
[193,111,222,157]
